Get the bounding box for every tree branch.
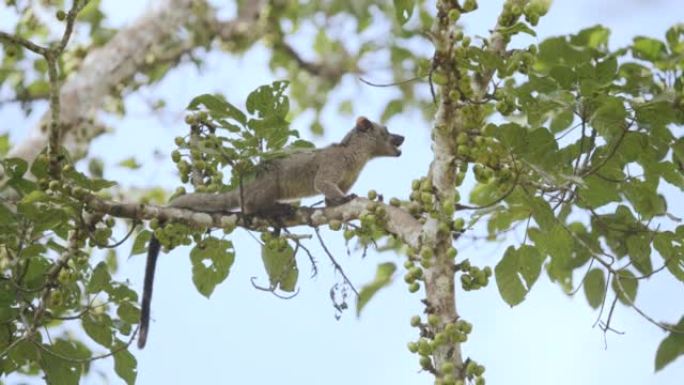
[81,194,421,249]
[6,0,268,164]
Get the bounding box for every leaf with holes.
[495,246,544,306]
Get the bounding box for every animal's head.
[342,116,404,157]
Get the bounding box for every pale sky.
[1,1,683,384]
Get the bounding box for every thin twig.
[358,75,426,88]
[314,227,359,297]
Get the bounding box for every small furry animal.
[137,116,404,348]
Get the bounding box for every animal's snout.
[391,134,405,146]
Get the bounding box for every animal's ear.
[355,116,373,132]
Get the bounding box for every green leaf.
[190,237,235,297]
[393,0,415,25]
[187,93,246,124]
[381,99,404,122]
[577,175,621,208]
[246,81,290,119]
[549,65,576,89]
[591,96,627,139]
[117,302,141,324]
[622,180,666,219]
[572,25,610,49]
[595,56,617,84]
[82,313,113,347]
[525,195,555,229]
[632,36,667,62]
[106,283,139,302]
[495,245,544,306]
[261,242,298,293]
[583,268,606,309]
[26,79,50,97]
[634,100,677,128]
[3,158,28,179]
[611,269,638,304]
[0,133,9,157]
[113,342,137,385]
[499,22,537,37]
[117,157,141,169]
[357,262,397,316]
[130,230,151,256]
[30,152,49,178]
[41,340,90,385]
[87,262,111,293]
[655,316,684,371]
[626,234,653,275]
[653,232,684,281]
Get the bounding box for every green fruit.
[457,319,472,334]
[420,179,432,192]
[174,136,185,146]
[410,315,422,327]
[483,266,492,277]
[427,314,440,327]
[448,9,461,22]
[463,0,477,12]
[419,355,432,369]
[407,342,419,353]
[442,201,455,215]
[390,197,401,207]
[449,90,461,101]
[329,220,342,231]
[343,229,354,240]
[171,150,181,163]
[457,144,470,156]
[456,132,468,145]
[367,190,378,200]
[432,71,449,86]
[56,10,66,21]
[408,282,420,293]
[433,332,447,346]
[420,247,433,259]
[361,214,376,227]
[453,218,465,230]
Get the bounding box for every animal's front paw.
[325,194,358,207]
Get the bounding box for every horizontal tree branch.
[83,194,421,249]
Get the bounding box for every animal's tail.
[167,191,240,212]
[138,234,160,349]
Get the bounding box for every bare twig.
[314,227,359,297]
